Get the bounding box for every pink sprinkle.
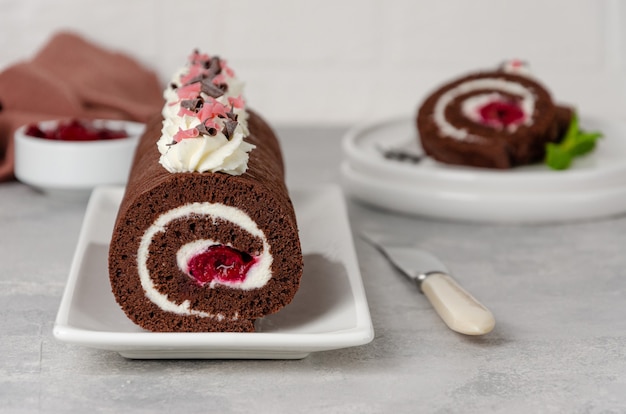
[220,60,235,77]
[212,74,226,85]
[197,99,227,120]
[203,120,220,133]
[174,127,200,142]
[178,107,197,117]
[228,95,245,109]
[189,50,210,64]
[176,83,201,100]
[181,64,209,85]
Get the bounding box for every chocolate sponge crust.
[417,71,561,169]
[108,110,303,332]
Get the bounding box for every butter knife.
[361,232,495,335]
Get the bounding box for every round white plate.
[341,116,626,223]
[342,116,626,194]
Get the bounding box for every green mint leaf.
[545,143,572,170]
[562,113,580,144]
[579,131,603,141]
[569,139,596,156]
[544,112,602,170]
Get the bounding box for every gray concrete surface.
[1,126,625,413]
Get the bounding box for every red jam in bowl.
[25,119,128,142]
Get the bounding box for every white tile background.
[0,0,624,125]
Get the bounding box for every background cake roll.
[417,62,571,169]
[108,51,303,332]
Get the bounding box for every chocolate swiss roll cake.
[108,51,303,332]
[417,61,571,169]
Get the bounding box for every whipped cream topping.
[157,51,255,175]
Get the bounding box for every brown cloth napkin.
[0,31,164,182]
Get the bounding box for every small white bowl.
[14,119,145,195]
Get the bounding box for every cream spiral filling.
[137,202,273,318]
[433,78,536,141]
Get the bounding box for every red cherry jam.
[187,245,256,286]
[478,100,525,128]
[25,119,128,141]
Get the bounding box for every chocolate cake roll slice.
[417,63,570,169]
[108,51,303,332]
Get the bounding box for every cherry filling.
[187,245,256,286]
[25,119,128,141]
[477,100,525,128]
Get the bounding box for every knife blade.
[361,232,495,336]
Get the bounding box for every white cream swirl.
[158,118,254,175]
[157,52,254,175]
[434,78,536,141]
[137,202,273,317]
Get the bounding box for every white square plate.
[53,185,374,359]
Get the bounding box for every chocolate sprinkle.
[197,121,219,137]
[207,56,222,77]
[226,107,238,122]
[222,120,238,140]
[201,79,225,98]
[185,75,204,85]
[381,148,423,164]
[181,99,203,112]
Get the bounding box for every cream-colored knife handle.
[420,272,495,335]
